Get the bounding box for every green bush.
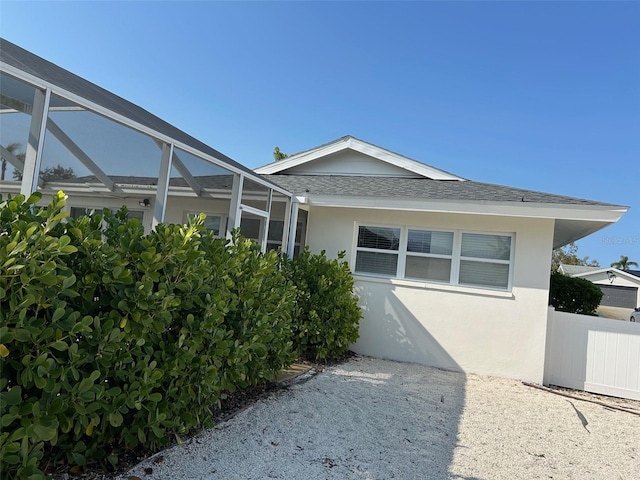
[1,192,361,478]
[549,271,603,315]
[286,248,362,361]
[0,192,297,479]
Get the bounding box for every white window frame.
[353,223,515,291]
[404,227,455,284]
[455,230,515,290]
[353,224,403,278]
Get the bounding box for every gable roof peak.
[255,136,466,181]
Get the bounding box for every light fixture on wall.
[138,198,151,208]
[607,270,616,283]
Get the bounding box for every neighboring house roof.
[256,136,465,180]
[559,264,602,275]
[561,264,640,286]
[0,37,273,188]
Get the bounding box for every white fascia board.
[303,195,628,223]
[255,140,349,174]
[255,136,465,181]
[0,62,292,198]
[347,138,464,180]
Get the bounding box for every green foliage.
[549,271,604,315]
[286,247,362,361]
[0,193,298,479]
[0,192,361,478]
[273,146,289,161]
[551,242,599,272]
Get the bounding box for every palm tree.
[610,255,639,271]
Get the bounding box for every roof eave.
[297,194,627,219]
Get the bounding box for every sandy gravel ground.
[122,356,640,480]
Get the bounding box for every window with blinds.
[355,226,400,276]
[459,233,512,289]
[405,229,453,282]
[354,224,514,291]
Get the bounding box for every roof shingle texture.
[262,174,620,207]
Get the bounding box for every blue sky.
[1,1,638,267]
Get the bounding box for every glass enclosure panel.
[241,177,270,212]
[42,94,162,187]
[461,233,511,261]
[407,230,453,255]
[355,251,398,276]
[405,256,451,282]
[239,212,263,242]
[459,260,509,289]
[267,220,303,243]
[165,148,235,230]
[0,73,36,188]
[297,210,308,249]
[172,147,234,193]
[357,226,401,251]
[268,220,285,242]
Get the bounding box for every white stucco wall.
[305,206,555,383]
[58,194,289,234]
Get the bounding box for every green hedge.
[549,271,603,315]
[287,248,361,361]
[0,192,361,479]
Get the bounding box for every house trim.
[255,136,466,181]
[298,194,626,223]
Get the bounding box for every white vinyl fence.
[544,307,640,401]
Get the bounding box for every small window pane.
[355,251,398,276]
[461,233,511,261]
[70,206,94,219]
[358,226,400,251]
[268,220,303,243]
[405,256,451,282]
[203,216,221,235]
[268,220,284,241]
[459,260,509,289]
[407,230,453,255]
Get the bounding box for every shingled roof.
[261,174,620,207]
